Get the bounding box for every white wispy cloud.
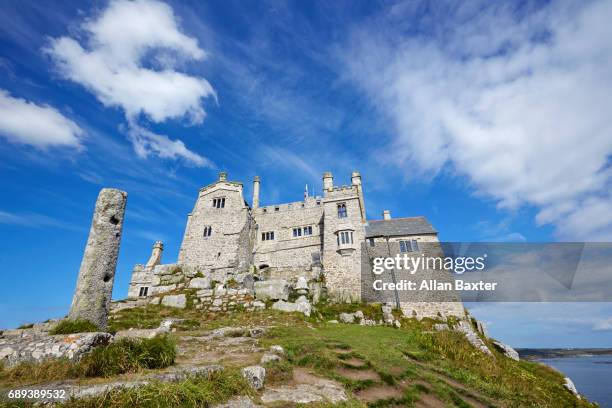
[0,89,83,148]
[45,0,215,166]
[0,209,80,230]
[343,0,612,240]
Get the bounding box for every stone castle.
[128,171,464,318]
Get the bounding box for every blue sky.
[1,0,611,347]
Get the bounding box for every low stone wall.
[0,330,112,367]
[192,287,264,312]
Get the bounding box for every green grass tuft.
[50,319,99,335]
[56,369,252,408]
[79,335,176,377]
[1,335,176,386]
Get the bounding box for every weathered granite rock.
[270,345,284,355]
[310,282,322,304]
[114,319,177,340]
[339,313,355,323]
[476,320,488,338]
[242,365,266,390]
[254,279,289,301]
[456,320,492,355]
[161,294,187,309]
[382,303,394,324]
[68,188,127,329]
[271,300,311,316]
[295,276,309,295]
[261,378,347,404]
[0,331,112,367]
[260,353,281,364]
[433,323,450,331]
[189,277,211,289]
[212,396,261,408]
[492,340,519,361]
[564,377,581,398]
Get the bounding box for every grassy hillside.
[1,302,596,408]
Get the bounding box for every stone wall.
[177,177,251,273]
[322,184,367,302]
[362,235,464,319]
[252,196,324,272]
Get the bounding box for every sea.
[538,355,612,407]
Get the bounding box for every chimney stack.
[383,210,391,220]
[253,176,260,209]
[323,171,334,191]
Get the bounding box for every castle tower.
[323,171,333,192]
[253,176,260,209]
[383,210,391,220]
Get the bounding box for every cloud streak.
[343,0,612,240]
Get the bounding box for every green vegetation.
[57,369,252,408]
[0,335,175,386]
[16,323,34,330]
[260,314,595,408]
[0,300,595,407]
[50,319,99,335]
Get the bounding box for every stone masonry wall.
[322,185,367,302]
[252,196,324,273]
[177,180,250,273]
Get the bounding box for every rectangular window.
[212,198,226,208]
[399,240,419,252]
[304,226,313,235]
[203,226,212,237]
[274,206,280,212]
[262,231,275,241]
[139,287,149,297]
[293,228,301,237]
[337,203,347,218]
[411,240,419,252]
[368,238,375,247]
[338,231,353,245]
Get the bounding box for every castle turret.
[351,171,361,186]
[145,241,163,268]
[219,171,227,181]
[383,210,391,220]
[323,171,333,191]
[253,176,261,209]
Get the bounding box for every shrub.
[79,335,176,377]
[58,369,252,408]
[17,323,34,329]
[50,319,99,335]
[1,336,176,385]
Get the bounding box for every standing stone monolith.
[68,188,127,329]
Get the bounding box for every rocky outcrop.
[0,331,112,367]
[114,319,177,340]
[271,298,311,317]
[564,377,581,398]
[242,365,266,390]
[456,320,492,355]
[492,340,519,361]
[68,188,127,329]
[254,279,289,301]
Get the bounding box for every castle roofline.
[365,216,437,237]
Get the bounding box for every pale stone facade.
[128,171,463,318]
